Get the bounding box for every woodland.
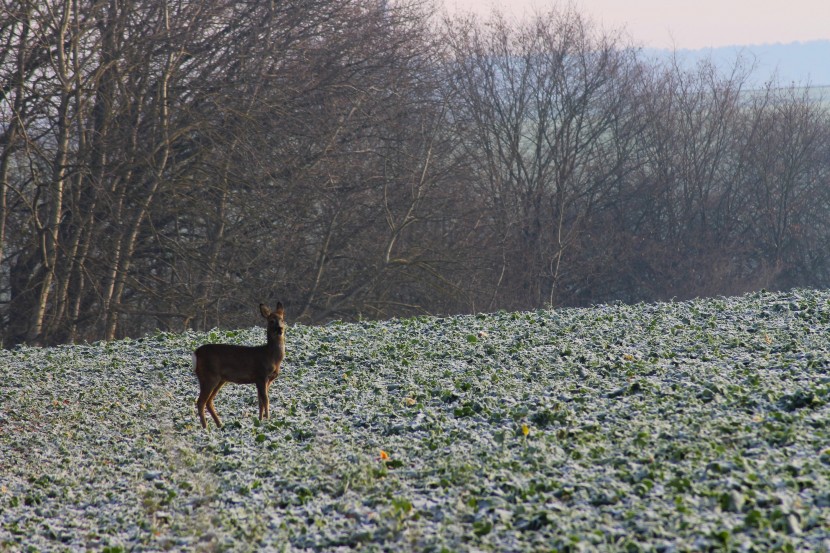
[1,0,828,346]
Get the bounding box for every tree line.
[2,0,828,346]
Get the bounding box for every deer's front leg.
[256,380,269,420]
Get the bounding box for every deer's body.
[193,303,285,429]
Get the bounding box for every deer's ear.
[275,302,284,316]
[260,303,271,318]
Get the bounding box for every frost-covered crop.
[2,289,830,551]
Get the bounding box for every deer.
[193,303,286,429]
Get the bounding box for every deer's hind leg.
[196,380,212,429]
[196,373,223,429]
[205,381,226,428]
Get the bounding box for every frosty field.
[3,289,830,551]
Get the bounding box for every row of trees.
[2,0,828,346]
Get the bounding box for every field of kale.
[3,289,830,551]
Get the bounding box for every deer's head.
[260,302,285,342]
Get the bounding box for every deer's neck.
[266,335,285,362]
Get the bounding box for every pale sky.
[443,0,830,50]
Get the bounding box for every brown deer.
[193,303,286,429]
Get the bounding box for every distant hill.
[643,39,830,90]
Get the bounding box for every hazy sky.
[443,0,830,49]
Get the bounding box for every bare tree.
[741,84,830,289]
[444,8,639,309]
[608,57,755,300]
